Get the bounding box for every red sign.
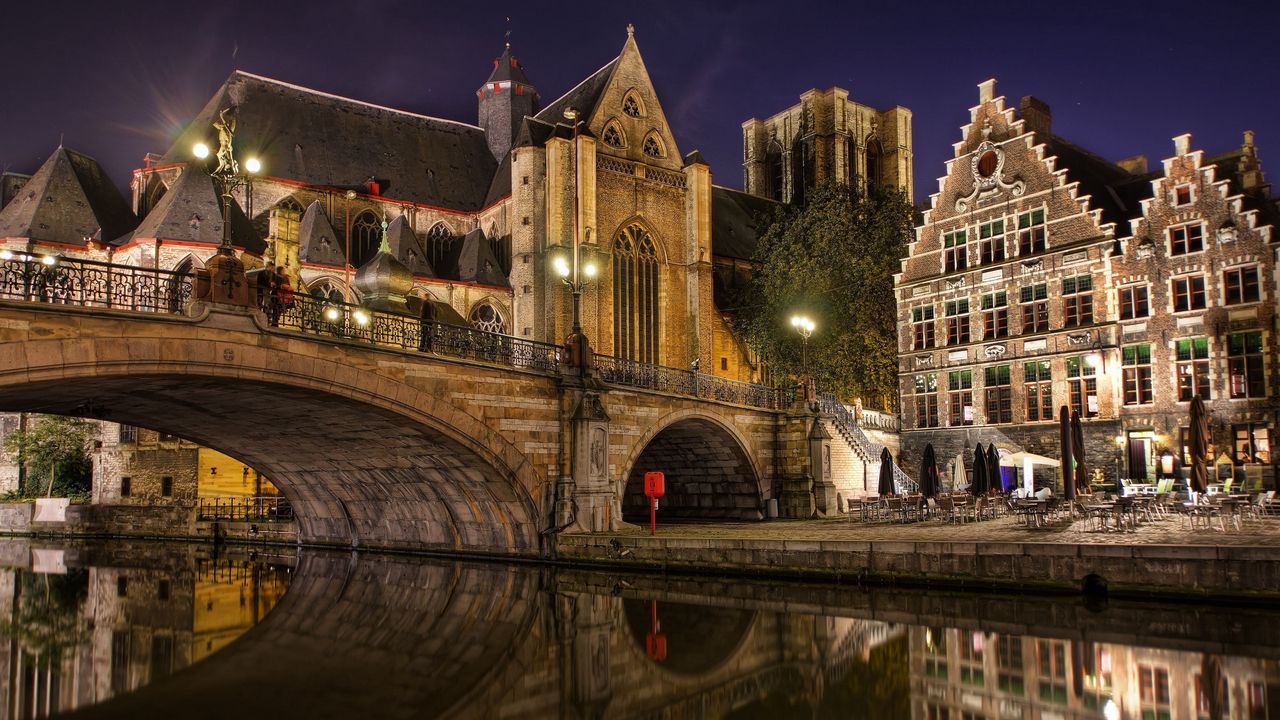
[644,471,665,498]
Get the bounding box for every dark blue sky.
[2,0,1276,203]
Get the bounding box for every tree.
[732,182,913,410]
[3,415,93,498]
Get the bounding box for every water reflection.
[0,539,1274,719]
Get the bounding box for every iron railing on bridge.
[818,391,917,494]
[197,496,295,523]
[0,252,193,313]
[593,354,786,410]
[263,291,564,373]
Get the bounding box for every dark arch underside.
[0,375,539,554]
[623,418,763,521]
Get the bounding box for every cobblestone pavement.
[597,513,1280,547]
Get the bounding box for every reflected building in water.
[0,548,288,718]
[912,626,1277,719]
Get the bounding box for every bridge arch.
[619,409,766,521]
[0,311,549,556]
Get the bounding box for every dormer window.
[1174,184,1194,206]
[602,121,625,149]
[642,134,665,159]
[622,93,643,118]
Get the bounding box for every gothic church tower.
[478,43,540,162]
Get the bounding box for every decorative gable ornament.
[956,122,1026,212]
[1217,219,1238,244]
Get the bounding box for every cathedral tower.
[478,42,540,162]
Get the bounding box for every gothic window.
[488,223,510,275]
[843,136,854,185]
[613,224,659,363]
[602,121,626,149]
[622,92,643,118]
[350,211,381,267]
[865,137,883,192]
[469,302,506,334]
[792,139,814,205]
[306,278,347,302]
[426,222,454,270]
[766,141,784,202]
[642,133,665,160]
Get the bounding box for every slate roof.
[162,71,498,212]
[128,164,264,253]
[386,215,433,276]
[534,58,619,126]
[453,228,508,287]
[514,117,557,149]
[0,147,136,245]
[485,45,533,86]
[297,200,345,266]
[1041,135,1154,237]
[483,151,513,207]
[711,186,780,261]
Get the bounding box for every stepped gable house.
[897,79,1278,489]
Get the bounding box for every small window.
[1224,265,1261,305]
[602,122,625,149]
[158,580,170,601]
[1169,222,1204,255]
[161,476,173,497]
[642,134,664,159]
[118,425,137,443]
[1174,184,1193,206]
[720,357,728,371]
[117,577,128,597]
[622,93,643,118]
[120,477,132,497]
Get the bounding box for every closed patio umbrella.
[1189,395,1210,496]
[952,451,969,493]
[1060,407,1075,502]
[1071,410,1088,495]
[970,444,988,496]
[986,444,1003,494]
[878,447,895,496]
[919,443,940,498]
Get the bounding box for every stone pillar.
[568,592,614,719]
[566,390,617,532]
[809,418,838,516]
[777,395,819,519]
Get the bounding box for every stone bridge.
[0,257,898,557]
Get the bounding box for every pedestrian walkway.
[593,513,1280,548]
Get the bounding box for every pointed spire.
[378,209,391,254]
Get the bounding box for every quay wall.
[557,534,1280,599]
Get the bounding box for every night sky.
[2,0,1277,204]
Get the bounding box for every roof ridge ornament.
[379,209,391,254]
[626,23,635,37]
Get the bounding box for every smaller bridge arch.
[620,410,766,521]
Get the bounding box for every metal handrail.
[593,354,785,410]
[0,252,193,313]
[197,495,294,522]
[262,291,563,373]
[818,391,918,493]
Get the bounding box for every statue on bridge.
[212,107,239,176]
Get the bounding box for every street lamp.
[194,108,261,258]
[559,105,596,372]
[790,314,815,376]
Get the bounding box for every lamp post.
[193,112,260,259]
[790,314,815,376]
[344,189,357,301]
[557,106,598,372]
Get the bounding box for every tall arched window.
[350,211,381,267]
[426,222,453,270]
[791,139,813,205]
[487,223,510,276]
[613,224,659,363]
[843,136,855,186]
[865,137,883,194]
[766,141,784,202]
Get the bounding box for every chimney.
[1173,133,1191,156]
[978,79,996,104]
[1019,96,1052,138]
[1116,155,1149,174]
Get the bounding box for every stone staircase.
[818,392,917,497]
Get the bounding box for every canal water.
[0,540,1275,719]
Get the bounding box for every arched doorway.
[622,417,764,521]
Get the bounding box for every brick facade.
[897,79,1278,491]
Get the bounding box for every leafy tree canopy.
[3,415,93,498]
[732,182,912,410]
